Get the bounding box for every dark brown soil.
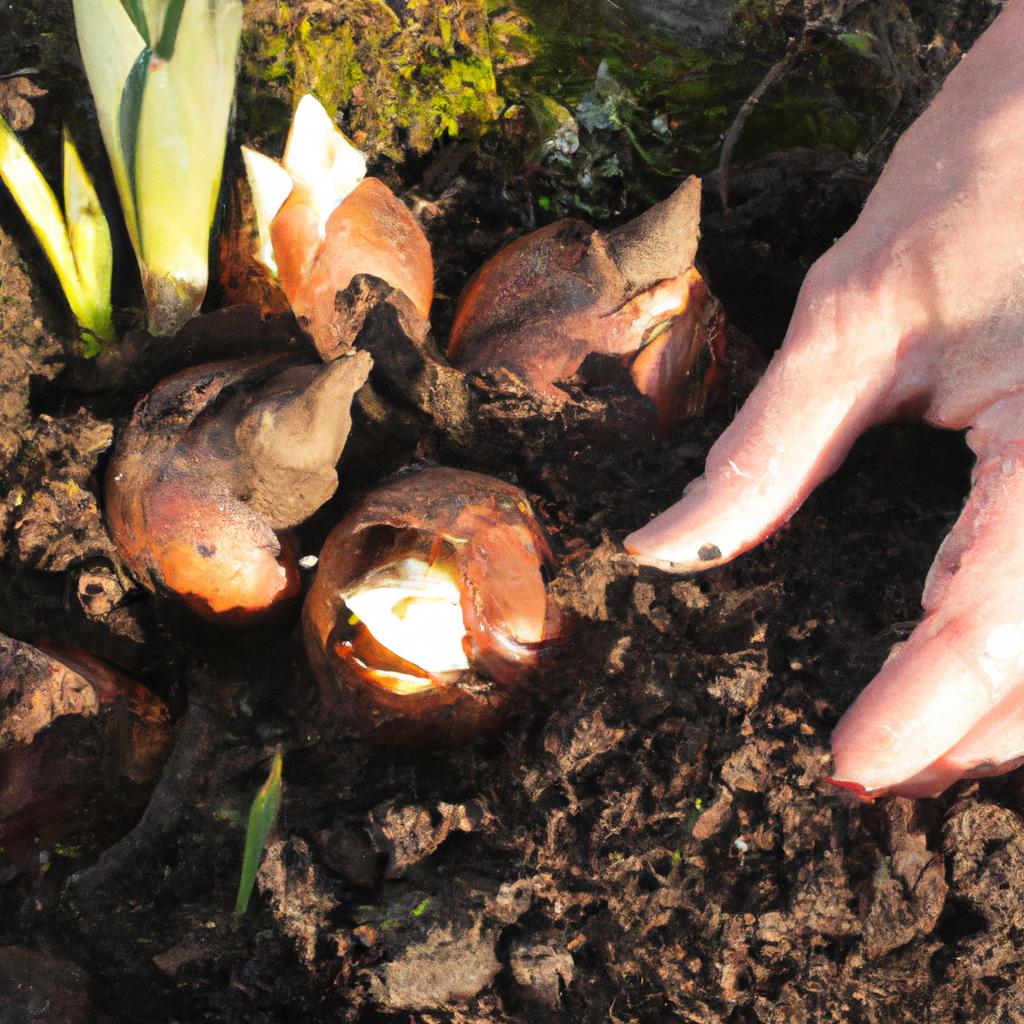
[3,3,1023,1023]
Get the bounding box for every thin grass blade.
[117,47,151,218]
[234,751,283,917]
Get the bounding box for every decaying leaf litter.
[1,1,1022,1022]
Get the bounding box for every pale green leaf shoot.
[72,0,145,248]
[73,0,243,336]
[838,31,877,57]
[0,115,114,343]
[234,751,283,917]
[63,129,115,343]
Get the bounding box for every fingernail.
[823,777,875,802]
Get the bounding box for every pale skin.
[625,0,1024,798]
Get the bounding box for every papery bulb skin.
[448,176,726,426]
[242,95,434,362]
[303,468,564,745]
[627,267,727,428]
[107,351,371,623]
[272,177,434,360]
[142,268,207,339]
[217,174,293,313]
[0,635,171,862]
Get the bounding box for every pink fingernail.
[823,777,875,802]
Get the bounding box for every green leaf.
[73,0,145,248]
[75,0,242,334]
[117,46,151,222]
[234,751,283,917]
[154,0,186,61]
[81,333,103,358]
[0,115,78,292]
[132,0,243,333]
[0,116,113,342]
[63,128,115,343]
[119,0,151,43]
[146,0,172,40]
[838,31,876,57]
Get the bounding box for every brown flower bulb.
[243,95,434,360]
[0,635,171,860]
[107,351,371,622]
[448,176,726,426]
[303,468,564,742]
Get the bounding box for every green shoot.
[838,32,877,57]
[234,750,283,917]
[72,0,242,336]
[0,116,114,345]
[684,796,705,835]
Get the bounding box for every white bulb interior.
[344,558,470,675]
[283,94,367,241]
[240,145,294,275]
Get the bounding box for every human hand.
[626,1,1024,798]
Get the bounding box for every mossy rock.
[238,0,918,210]
[240,0,506,160]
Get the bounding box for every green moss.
[292,17,366,119]
[733,0,789,49]
[485,0,756,215]
[237,0,886,217]
[239,0,505,160]
[485,0,896,219]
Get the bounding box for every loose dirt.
[2,3,1021,1022]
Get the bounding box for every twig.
[716,0,859,209]
[65,674,220,900]
[716,41,803,209]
